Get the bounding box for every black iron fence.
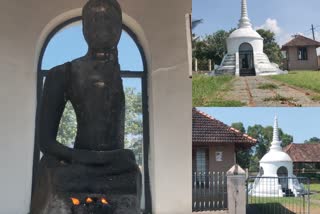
[246,176,310,214]
[192,171,228,212]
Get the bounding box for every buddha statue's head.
[82,0,122,52]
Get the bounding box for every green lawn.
[270,71,320,93]
[248,183,320,212]
[192,74,245,107]
[310,184,320,200]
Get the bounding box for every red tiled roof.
[281,35,320,50]
[192,108,257,148]
[284,143,320,163]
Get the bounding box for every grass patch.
[311,95,320,101]
[310,184,320,192]
[192,74,245,107]
[248,183,320,213]
[270,71,320,93]
[258,83,279,90]
[263,94,295,102]
[310,184,320,200]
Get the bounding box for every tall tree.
[305,137,320,144]
[192,19,203,30]
[193,28,236,67]
[232,122,252,169]
[256,29,283,65]
[124,88,143,165]
[192,19,203,48]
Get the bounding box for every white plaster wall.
[0,0,192,213]
[227,37,263,54]
[260,162,294,177]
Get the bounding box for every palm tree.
[192,19,203,30]
[192,19,203,48]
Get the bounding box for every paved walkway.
[225,76,320,107]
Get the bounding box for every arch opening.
[277,166,289,189]
[239,43,255,76]
[259,167,264,176]
[33,16,151,213]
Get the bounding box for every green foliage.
[57,101,77,147]
[305,137,320,144]
[124,88,143,165]
[231,122,246,133]
[232,122,252,169]
[56,88,144,165]
[257,83,279,90]
[256,29,283,65]
[192,58,211,71]
[263,94,295,102]
[193,29,235,67]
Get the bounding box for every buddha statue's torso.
[66,56,125,151]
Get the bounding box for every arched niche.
[32,16,151,213]
[239,42,255,76]
[277,166,289,189]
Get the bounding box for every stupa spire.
[239,0,252,29]
[270,115,282,151]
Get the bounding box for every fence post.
[195,58,198,72]
[208,59,212,71]
[227,164,246,214]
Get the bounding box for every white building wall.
[260,161,294,177]
[0,1,192,213]
[227,37,264,54]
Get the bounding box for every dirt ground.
[225,76,320,107]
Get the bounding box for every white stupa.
[215,0,285,76]
[249,116,305,197]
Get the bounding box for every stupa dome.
[229,28,262,39]
[260,150,292,163]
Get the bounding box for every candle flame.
[101,198,109,205]
[71,197,80,206]
[86,197,93,203]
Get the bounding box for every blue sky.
[197,107,320,143]
[42,21,143,89]
[193,0,320,45]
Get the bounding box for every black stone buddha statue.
[31,0,141,213]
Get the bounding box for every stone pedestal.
[227,165,246,214]
[31,155,141,214]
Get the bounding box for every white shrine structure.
[249,116,305,197]
[215,0,285,76]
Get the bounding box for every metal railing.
[246,176,310,214]
[192,171,228,212]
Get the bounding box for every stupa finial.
[239,0,252,29]
[270,115,282,150]
[273,115,279,142]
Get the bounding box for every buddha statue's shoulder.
[46,62,72,84]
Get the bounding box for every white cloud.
[256,18,291,46]
[256,18,281,34]
[256,18,320,55]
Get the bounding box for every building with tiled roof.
[192,108,257,172]
[284,143,320,174]
[281,35,320,71]
[284,143,320,162]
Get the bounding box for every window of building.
[298,47,308,60]
[195,148,209,172]
[33,17,151,213]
